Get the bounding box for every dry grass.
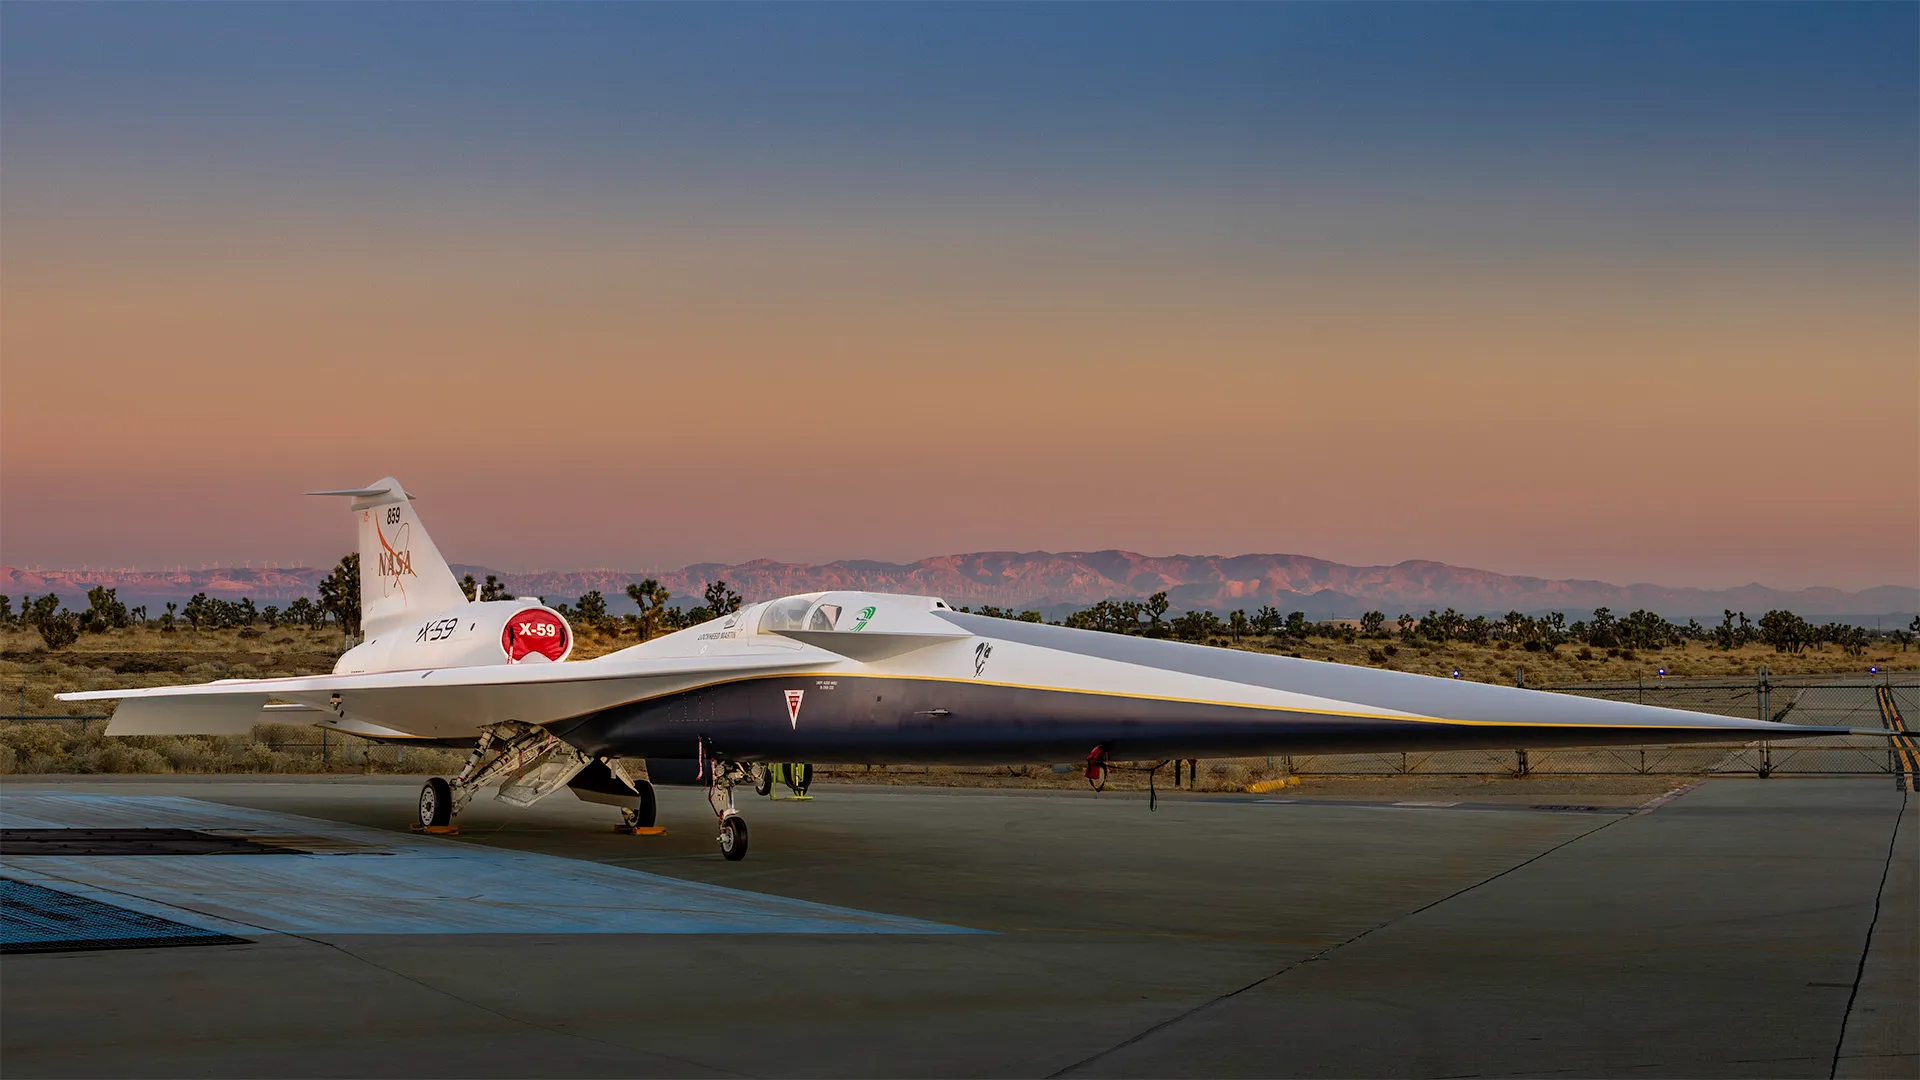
[0,624,463,775]
[0,718,467,777]
[1217,635,1906,684]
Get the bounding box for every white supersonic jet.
[61,479,1875,860]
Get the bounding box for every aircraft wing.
[58,650,836,739]
[932,612,1894,750]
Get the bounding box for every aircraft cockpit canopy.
[754,591,954,639]
[757,594,839,633]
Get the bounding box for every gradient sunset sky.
[3,4,1914,590]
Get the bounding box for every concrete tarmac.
[1,774,1912,1079]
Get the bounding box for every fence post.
[1515,749,1530,777]
[321,727,329,771]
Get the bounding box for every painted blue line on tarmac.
[0,794,978,936]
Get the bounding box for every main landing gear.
[415,721,649,837]
[416,722,557,834]
[416,726,754,861]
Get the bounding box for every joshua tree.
[703,579,743,617]
[626,579,672,640]
[317,554,361,638]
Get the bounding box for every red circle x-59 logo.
[502,609,569,662]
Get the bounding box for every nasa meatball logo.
[503,609,569,662]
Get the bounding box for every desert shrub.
[158,739,214,772]
[70,742,171,774]
[36,615,79,650]
[0,715,465,775]
[0,721,75,768]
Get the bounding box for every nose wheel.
[719,814,749,861]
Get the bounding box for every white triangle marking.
[784,689,805,729]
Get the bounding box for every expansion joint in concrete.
[1830,787,1911,1080]
[1047,812,1629,1078]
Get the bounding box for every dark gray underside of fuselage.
[545,674,1783,765]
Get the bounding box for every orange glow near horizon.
[4,209,1913,591]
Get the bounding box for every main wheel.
[753,765,772,797]
[419,777,453,828]
[719,814,749,861]
[633,779,657,828]
[791,763,814,795]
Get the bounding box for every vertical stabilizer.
[306,478,468,640]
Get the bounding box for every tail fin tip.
[313,477,467,638]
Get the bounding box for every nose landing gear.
[705,756,754,861]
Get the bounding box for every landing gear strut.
[414,721,594,835]
[705,756,753,861]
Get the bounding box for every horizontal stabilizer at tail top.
[310,476,469,641]
[305,486,401,500]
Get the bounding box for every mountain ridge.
[3,553,1913,620]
